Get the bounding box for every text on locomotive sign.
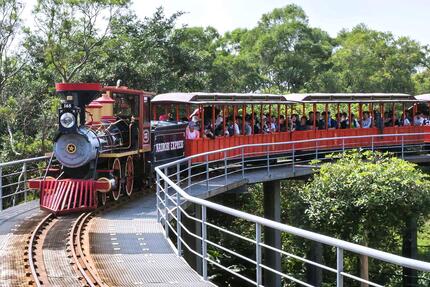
[155,140,184,153]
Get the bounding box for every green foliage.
[302,150,430,247]
[311,25,425,93]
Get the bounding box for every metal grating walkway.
[88,194,213,286]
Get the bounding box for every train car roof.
[415,94,430,102]
[151,92,294,104]
[152,92,419,104]
[285,93,416,103]
[102,86,155,96]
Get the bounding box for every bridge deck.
[0,201,48,286]
[88,194,213,286]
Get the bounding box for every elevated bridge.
[1,133,430,286]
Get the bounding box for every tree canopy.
[1,3,430,161]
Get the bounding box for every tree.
[312,25,425,93]
[240,5,334,92]
[301,150,430,285]
[32,0,129,83]
[0,0,25,156]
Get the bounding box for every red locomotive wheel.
[125,156,134,196]
[112,158,122,201]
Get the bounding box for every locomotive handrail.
[155,132,430,286]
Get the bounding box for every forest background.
[0,0,429,161]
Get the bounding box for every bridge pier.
[182,203,203,275]
[263,180,282,287]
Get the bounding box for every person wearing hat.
[186,121,200,139]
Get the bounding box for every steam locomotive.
[28,83,187,214]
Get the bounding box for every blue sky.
[133,0,430,45]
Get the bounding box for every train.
[28,83,187,213]
[28,83,430,214]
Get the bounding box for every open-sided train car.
[152,92,430,163]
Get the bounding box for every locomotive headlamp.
[60,112,76,129]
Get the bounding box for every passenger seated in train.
[362,112,372,128]
[414,112,425,126]
[296,116,308,131]
[350,114,360,128]
[321,111,337,129]
[400,112,411,126]
[245,115,252,136]
[270,115,277,132]
[289,114,298,131]
[186,121,200,139]
[204,120,215,139]
[279,115,287,132]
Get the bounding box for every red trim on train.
[55,83,102,92]
[28,178,110,215]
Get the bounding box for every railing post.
[23,162,27,202]
[256,223,262,286]
[176,163,182,256]
[315,141,319,160]
[292,143,295,176]
[401,135,404,159]
[342,138,345,152]
[202,205,208,280]
[164,167,169,238]
[224,150,228,184]
[176,189,182,257]
[206,154,209,191]
[336,247,344,287]
[0,166,3,212]
[188,159,191,190]
[371,136,374,152]
[156,172,160,222]
[241,147,245,179]
[266,145,270,176]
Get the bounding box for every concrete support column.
[263,180,282,287]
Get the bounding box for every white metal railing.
[155,132,430,286]
[0,155,50,211]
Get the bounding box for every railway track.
[26,212,105,287]
[69,212,105,287]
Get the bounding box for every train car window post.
[392,102,395,127]
[176,104,180,122]
[313,103,316,130]
[302,103,305,120]
[223,105,226,136]
[251,104,255,134]
[413,103,417,126]
[358,103,362,128]
[200,104,204,135]
[325,103,328,130]
[337,103,340,128]
[260,104,263,133]
[381,103,385,127]
[277,104,281,133]
[285,103,288,132]
[242,104,246,135]
[212,104,216,132]
[348,103,351,129]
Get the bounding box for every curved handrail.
[155,132,430,278]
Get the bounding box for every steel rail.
[27,213,54,287]
[70,212,105,287]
